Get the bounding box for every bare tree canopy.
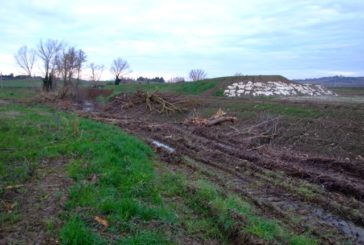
[89,62,104,87]
[14,46,36,77]
[37,39,63,91]
[189,69,207,81]
[110,58,130,79]
[75,49,87,80]
[54,46,87,98]
[55,47,87,84]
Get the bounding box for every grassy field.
[0,102,177,244]
[330,87,364,96]
[0,79,42,88]
[0,79,93,89]
[107,79,222,96]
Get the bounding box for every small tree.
[37,39,63,91]
[189,69,207,81]
[75,49,87,82]
[110,58,130,85]
[14,46,36,77]
[54,46,87,97]
[89,62,104,87]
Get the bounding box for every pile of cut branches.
[227,114,280,147]
[185,109,237,127]
[143,91,183,114]
[105,91,186,114]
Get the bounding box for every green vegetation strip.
[160,172,317,245]
[0,103,175,244]
[107,79,220,96]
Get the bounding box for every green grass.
[160,172,316,244]
[107,79,221,96]
[60,217,104,245]
[0,87,38,100]
[0,103,175,244]
[330,87,364,96]
[0,79,42,88]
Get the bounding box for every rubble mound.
[224,80,336,97]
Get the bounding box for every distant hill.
[294,76,364,87]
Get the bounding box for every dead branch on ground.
[185,108,237,127]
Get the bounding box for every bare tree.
[75,49,87,81]
[14,46,36,77]
[189,69,207,81]
[89,62,104,87]
[54,47,87,97]
[110,58,130,84]
[37,39,63,91]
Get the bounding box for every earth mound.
[224,79,336,97]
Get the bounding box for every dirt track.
[55,92,364,244]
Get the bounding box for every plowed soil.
[60,91,364,244]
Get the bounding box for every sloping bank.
[0,103,175,244]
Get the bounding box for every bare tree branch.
[89,62,104,87]
[189,69,207,81]
[14,46,36,77]
[54,46,87,98]
[37,39,63,91]
[110,58,130,79]
[75,49,87,81]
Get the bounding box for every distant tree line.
[0,73,42,80]
[136,76,165,83]
[13,39,209,93]
[13,39,133,92]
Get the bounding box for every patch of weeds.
[185,218,222,238]
[46,219,57,233]
[0,211,22,225]
[212,89,225,96]
[161,172,316,244]
[60,216,105,245]
[159,172,226,242]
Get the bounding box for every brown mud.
[0,158,73,245]
[50,91,364,244]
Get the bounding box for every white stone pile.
[224,81,336,97]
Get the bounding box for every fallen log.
[185,108,237,127]
[207,116,237,126]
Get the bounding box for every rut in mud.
[54,91,364,244]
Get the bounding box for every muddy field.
[49,90,364,244]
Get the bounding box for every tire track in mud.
[193,128,364,201]
[79,112,364,244]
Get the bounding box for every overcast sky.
[0,0,363,80]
